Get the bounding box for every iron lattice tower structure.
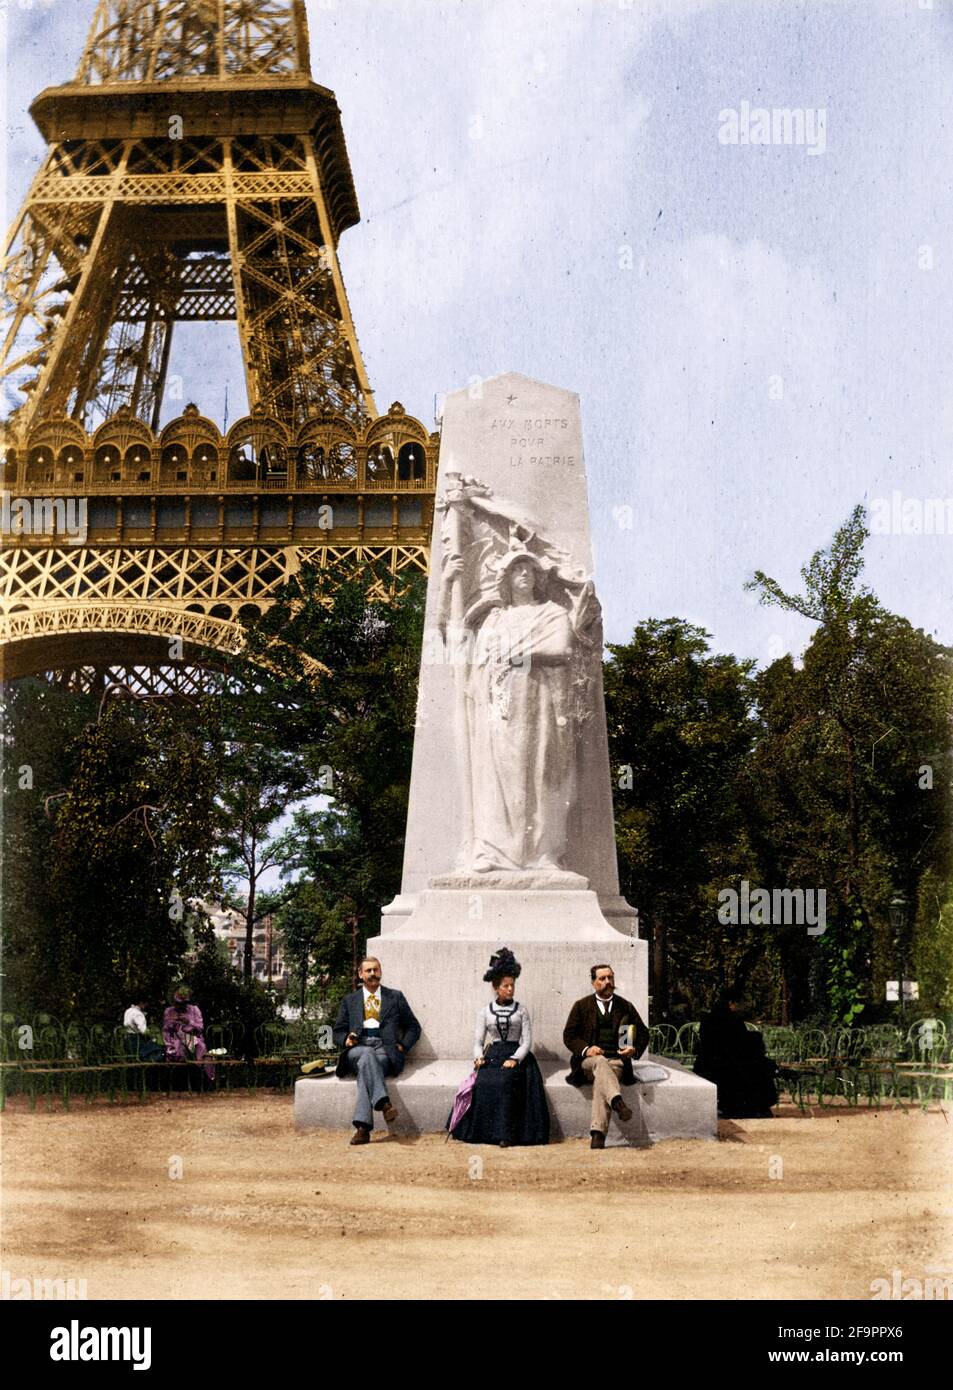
[1,0,435,692]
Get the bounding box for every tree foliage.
[747,506,952,1021]
[2,680,98,1015]
[4,694,220,1019]
[606,507,951,1023]
[225,557,426,944]
[274,877,354,1016]
[605,618,759,1014]
[213,741,306,983]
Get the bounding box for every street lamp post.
[888,893,909,1023]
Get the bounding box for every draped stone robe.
[466,597,576,872]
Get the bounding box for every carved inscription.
[488,417,575,468]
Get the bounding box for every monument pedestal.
[292,887,718,1144]
[371,887,647,1061]
[294,1059,717,1145]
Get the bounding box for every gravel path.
[2,1096,949,1300]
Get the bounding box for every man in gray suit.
[332,957,422,1145]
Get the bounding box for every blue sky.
[4,0,952,663]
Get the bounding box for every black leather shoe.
[590,1130,606,1150]
[611,1096,633,1123]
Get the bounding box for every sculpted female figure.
[437,478,601,878]
[468,548,577,872]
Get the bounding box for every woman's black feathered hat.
[483,947,521,983]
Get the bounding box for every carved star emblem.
[506,394,517,405]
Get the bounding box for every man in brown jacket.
[563,964,650,1149]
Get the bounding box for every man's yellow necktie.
[364,995,380,1021]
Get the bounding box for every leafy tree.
[747,506,952,1022]
[213,742,306,983]
[604,618,758,1016]
[747,506,873,891]
[912,868,953,1016]
[225,558,426,947]
[29,700,219,1019]
[274,877,353,1016]
[1,680,98,1015]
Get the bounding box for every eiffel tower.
[1,0,435,694]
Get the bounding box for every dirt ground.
[2,1095,950,1301]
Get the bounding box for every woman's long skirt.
[450,1041,550,1145]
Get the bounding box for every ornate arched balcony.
[364,402,430,489]
[55,445,86,487]
[295,415,358,486]
[226,411,291,487]
[25,418,86,488]
[92,414,155,485]
[159,405,222,486]
[3,403,438,498]
[26,446,55,486]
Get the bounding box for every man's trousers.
[344,1042,395,1128]
[580,1054,625,1134]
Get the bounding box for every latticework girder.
[0,543,429,683]
[2,3,432,688]
[3,1,374,433]
[77,0,311,85]
[44,662,231,698]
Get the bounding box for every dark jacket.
[563,993,650,1087]
[333,986,422,1078]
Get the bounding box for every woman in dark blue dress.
[450,948,550,1147]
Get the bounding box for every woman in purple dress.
[162,988,215,1081]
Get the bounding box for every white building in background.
[195,900,290,992]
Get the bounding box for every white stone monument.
[295,374,716,1143]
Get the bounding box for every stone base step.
[294,1056,717,1147]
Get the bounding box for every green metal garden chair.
[905,1018,947,1062]
[675,1022,699,1066]
[648,1024,680,1058]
